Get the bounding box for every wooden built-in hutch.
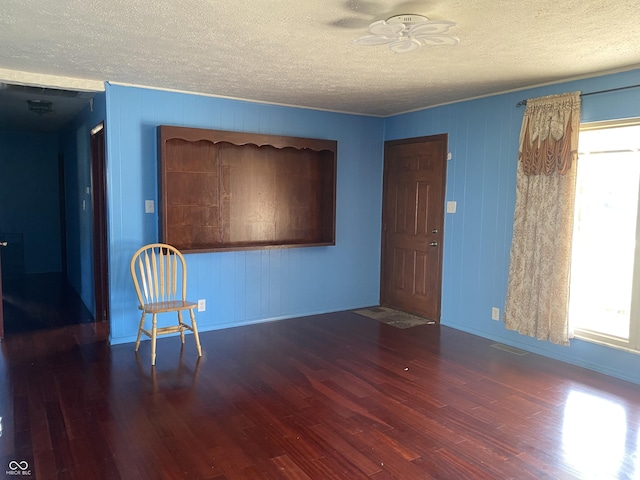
[158,126,337,252]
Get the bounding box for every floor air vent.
[490,343,529,355]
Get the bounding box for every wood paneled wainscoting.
[1,311,640,479]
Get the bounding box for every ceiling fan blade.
[389,38,421,53]
[409,20,456,35]
[414,34,460,46]
[368,20,405,36]
[353,34,396,46]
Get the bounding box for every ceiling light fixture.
[26,99,54,116]
[353,14,459,54]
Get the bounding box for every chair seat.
[139,300,197,314]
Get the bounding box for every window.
[569,120,640,350]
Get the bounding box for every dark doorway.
[1,272,94,334]
[0,86,103,338]
[380,134,448,321]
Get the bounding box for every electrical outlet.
[197,299,206,312]
[491,307,500,321]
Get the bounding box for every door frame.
[0,244,4,339]
[380,134,448,321]
[91,122,110,327]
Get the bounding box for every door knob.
[430,241,438,247]
[0,242,7,247]
[431,228,438,234]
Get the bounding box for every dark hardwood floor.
[2,273,94,334]
[1,309,640,479]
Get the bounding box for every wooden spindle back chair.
[130,243,202,365]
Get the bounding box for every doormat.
[353,306,435,329]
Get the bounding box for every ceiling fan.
[353,14,459,54]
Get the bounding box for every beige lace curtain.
[503,92,581,345]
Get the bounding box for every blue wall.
[0,131,62,273]
[105,84,385,343]
[385,68,640,384]
[102,69,640,385]
[59,92,107,317]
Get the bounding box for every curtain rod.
[515,83,640,108]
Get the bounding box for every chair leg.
[135,312,146,352]
[189,309,202,357]
[151,313,158,366]
[177,311,186,344]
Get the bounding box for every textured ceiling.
[1,0,640,121]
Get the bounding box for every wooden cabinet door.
[381,135,447,321]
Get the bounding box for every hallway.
[2,272,94,334]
